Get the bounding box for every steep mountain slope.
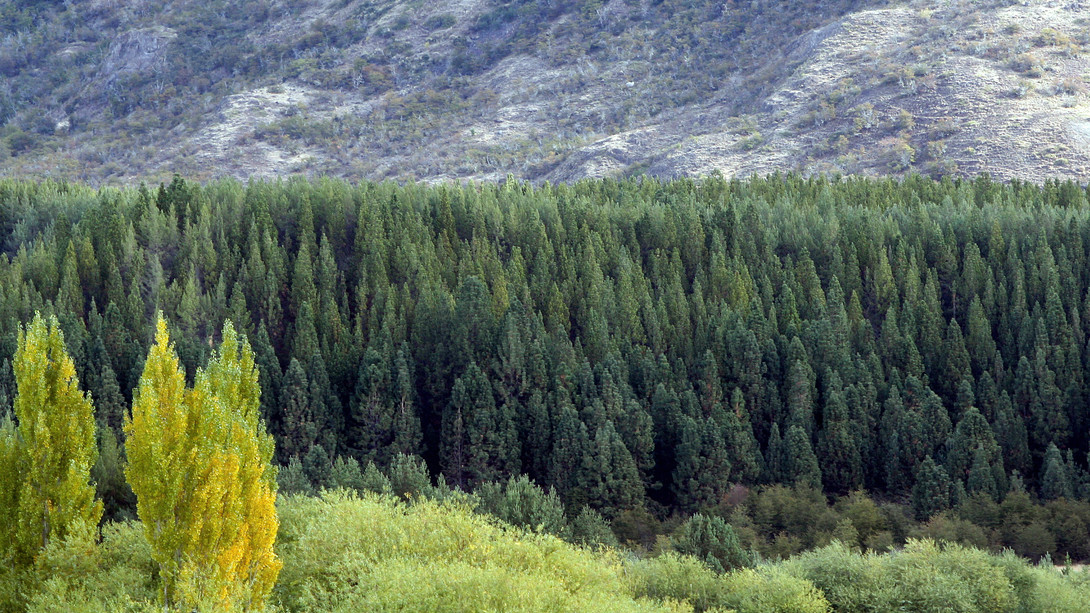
[0,0,1086,183]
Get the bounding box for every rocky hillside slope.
[0,0,1087,184]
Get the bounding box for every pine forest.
[6,173,1090,611]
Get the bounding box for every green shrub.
[782,542,889,613]
[273,490,690,613]
[571,506,621,549]
[475,474,569,537]
[673,514,755,573]
[627,553,727,612]
[720,567,830,613]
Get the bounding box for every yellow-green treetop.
[125,315,280,611]
[0,312,102,566]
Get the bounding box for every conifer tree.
[911,456,952,520]
[783,424,822,489]
[720,388,761,484]
[547,403,592,510]
[0,313,102,566]
[673,513,754,574]
[818,384,863,494]
[1041,443,1073,501]
[587,420,645,517]
[966,447,999,501]
[278,358,316,462]
[763,423,784,484]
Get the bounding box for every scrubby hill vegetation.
[0,0,1087,182]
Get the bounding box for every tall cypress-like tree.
[0,313,102,566]
[763,423,784,484]
[719,388,761,484]
[442,362,518,488]
[278,358,316,462]
[547,402,592,510]
[125,316,281,610]
[349,344,421,466]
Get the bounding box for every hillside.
[0,0,1086,184]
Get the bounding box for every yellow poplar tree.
[125,315,280,610]
[0,313,102,566]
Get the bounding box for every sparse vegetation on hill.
[1,0,1086,182]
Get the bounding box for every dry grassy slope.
[557,1,1090,182]
[2,0,1088,183]
[180,0,1090,183]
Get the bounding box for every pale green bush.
[273,490,689,613]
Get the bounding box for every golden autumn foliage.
[0,313,101,567]
[125,315,280,611]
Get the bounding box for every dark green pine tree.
[251,322,282,426]
[965,296,996,377]
[672,513,754,574]
[328,456,366,494]
[227,282,253,337]
[966,447,999,501]
[570,506,620,549]
[994,392,1032,478]
[453,277,497,370]
[650,383,684,487]
[547,403,592,511]
[880,383,910,487]
[906,377,951,463]
[817,383,863,494]
[86,334,126,434]
[945,407,1001,486]
[586,421,645,518]
[279,358,317,462]
[785,358,816,438]
[291,239,318,322]
[940,319,972,400]
[953,379,976,423]
[307,352,343,455]
[350,346,393,465]
[782,424,821,489]
[1031,349,1069,451]
[617,399,656,490]
[911,456,952,520]
[719,388,761,485]
[58,241,83,317]
[475,475,568,537]
[762,423,784,484]
[442,362,518,488]
[303,442,333,490]
[521,391,552,482]
[1040,443,1073,501]
[672,416,731,513]
[291,301,320,362]
[92,425,135,521]
[0,359,13,418]
[389,344,423,458]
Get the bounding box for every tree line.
[1,173,1090,556]
[0,313,278,611]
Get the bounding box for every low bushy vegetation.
[5,489,1090,613]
